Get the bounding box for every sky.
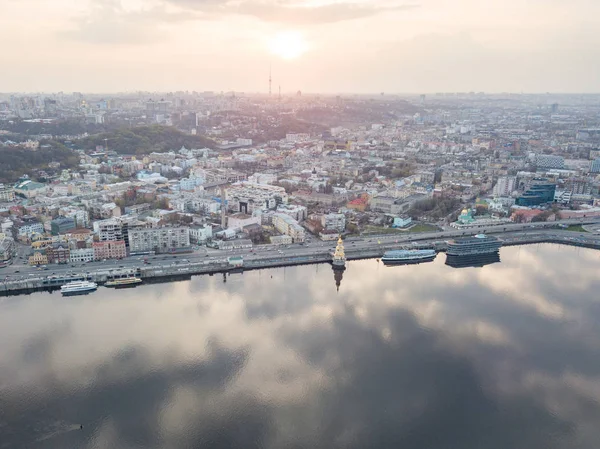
[1,0,599,93]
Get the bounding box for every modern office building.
[128,227,191,254]
[50,217,76,236]
[516,180,556,206]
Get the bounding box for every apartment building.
[93,240,127,260]
[272,213,305,243]
[128,227,191,254]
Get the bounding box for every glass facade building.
[516,181,556,206]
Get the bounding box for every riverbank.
[2,231,600,297]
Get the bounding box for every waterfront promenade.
[2,219,600,296]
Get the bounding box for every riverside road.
[2,218,600,290]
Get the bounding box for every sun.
[268,31,308,60]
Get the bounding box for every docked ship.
[61,280,98,296]
[382,249,437,265]
[105,277,142,288]
[446,234,502,256]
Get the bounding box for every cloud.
[60,0,205,45]
[166,0,419,24]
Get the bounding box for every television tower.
[269,64,272,96]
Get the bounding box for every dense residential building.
[128,227,191,254]
[94,219,123,241]
[272,213,305,243]
[15,217,44,239]
[321,213,346,232]
[0,184,15,202]
[270,235,293,245]
[93,240,127,260]
[29,250,48,266]
[493,176,517,197]
[0,234,14,264]
[46,243,70,264]
[69,248,95,263]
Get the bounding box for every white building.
[270,235,293,245]
[69,248,95,263]
[277,204,307,222]
[272,213,305,243]
[0,184,16,202]
[227,213,261,230]
[190,198,220,214]
[16,220,44,238]
[179,173,205,191]
[189,224,212,244]
[128,227,190,254]
[94,219,123,241]
[226,182,288,214]
[321,213,346,232]
[493,176,517,197]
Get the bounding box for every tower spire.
[332,235,346,269]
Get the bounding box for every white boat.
[382,249,437,265]
[61,280,98,295]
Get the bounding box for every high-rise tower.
[269,64,272,96]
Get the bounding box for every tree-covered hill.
[0,142,80,183]
[77,125,216,155]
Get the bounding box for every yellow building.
[29,251,48,266]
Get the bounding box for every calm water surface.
[2,244,600,448]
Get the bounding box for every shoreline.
[2,232,600,297]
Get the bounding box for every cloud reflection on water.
[1,244,600,448]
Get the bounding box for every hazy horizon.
[2,0,600,94]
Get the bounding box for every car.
[14,270,20,273]
[43,267,49,270]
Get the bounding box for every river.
[1,244,600,448]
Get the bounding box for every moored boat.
[61,280,98,296]
[382,249,437,265]
[446,234,502,256]
[105,277,142,288]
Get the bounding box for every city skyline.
[2,0,600,94]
